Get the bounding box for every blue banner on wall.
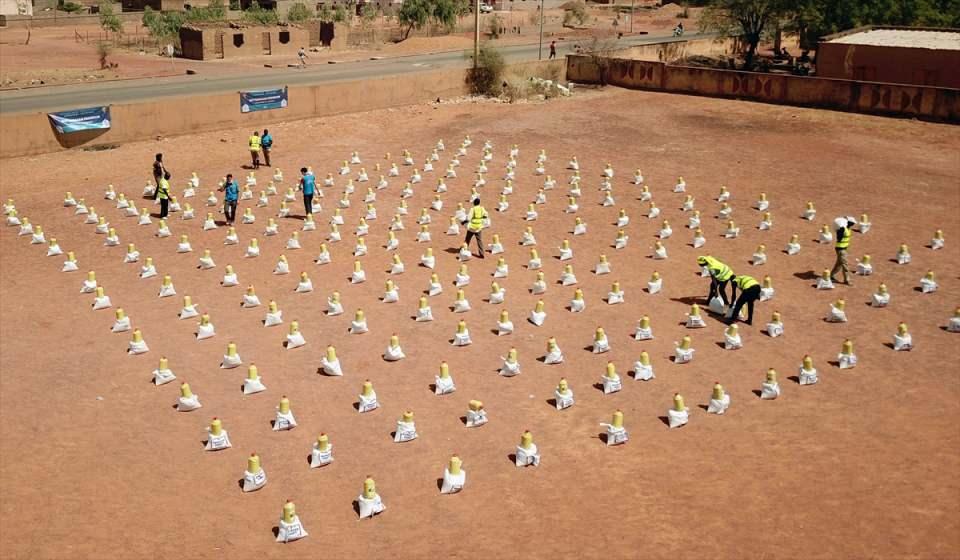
[48,106,111,134]
[240,87,288,113]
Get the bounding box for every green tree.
[318,4,333,21]
[361,3,378,27]
[333,4,348,22]
[788,0,960,48]
[243,0,280,24]
[398,0,430,39]
[99,0,122,33]
[432,0,459,32]
[398,0,459,40]
[286,1,313,22]
[700,0,791,70]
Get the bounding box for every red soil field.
[1,88,958,559]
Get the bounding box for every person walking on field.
[157,171,172,218]
[261,129,273,167]
[248,131,262,169]
[831,216,856,286]
[463,198,488,258]
[298,47,308,68]
[726,274,761,325]
[549,40,557,59]
[220,173,239,225]
[299,167,315,217]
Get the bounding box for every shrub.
[562,2,587,26]
[286,1,312,22]
[243,0,279,25]
[466,44,505,96]
[333,4,347,22]
[96,41,112,69]
[318,4,333,22]
[488,14,502,38]
[61,1,84,13]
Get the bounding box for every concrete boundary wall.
[0,61,562,160]
[565,54,960,123]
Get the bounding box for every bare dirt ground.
[1,88,958,559]
[0,4,694,87]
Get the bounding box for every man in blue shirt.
[220,173,239,224]
[261,129,273,167]
[299,167,315,216]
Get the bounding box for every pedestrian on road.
[549,40,557,59]
[830,216,856,286]
[298,47,308,68]
[248,131,262,169]
[463,198,488,258]
[157,171,172,218]
[261,129,273,167]
[299,166,315,217]
[151,153,166,198]
[220,173,239,224]
[726,274,761,325]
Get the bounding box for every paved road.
[0,32,709,114]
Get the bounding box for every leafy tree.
[361,3,378,27]
[286,1,313,22]
[398,0,430,39]
[699,0,791,69]
[432,0,459,32]
[318,4,333,21]
[399,0,459,40]
[788,0,960,48]
[333,4,348,22]
[99,1,122,33]
[243,0,280,24]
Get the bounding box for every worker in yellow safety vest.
[830,216,856,286]
[697,255,735,306]
[248,131,262,169]
[463,198,488,258]
[726,274,762,325]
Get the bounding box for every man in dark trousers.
[152,153,166,197]
[261,129,273,167]
[549,41,557,59]
[726,274,761,325]
[220,173,239,225]
[463,198,488,258]
[299,167,315,216]
[157,171,171,218]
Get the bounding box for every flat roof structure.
[825,28,960,50]
[817,26,960,88]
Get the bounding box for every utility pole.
[630,0,634,34]
[473,0,480,68]
[538,0,544,60]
